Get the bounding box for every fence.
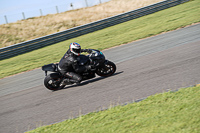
[0,0,189,60]
[1,0,110,25]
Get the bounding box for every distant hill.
[0,0,162,48]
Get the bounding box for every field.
[27,85,200,133]
[0,0,163,48]
[0,0,200,79]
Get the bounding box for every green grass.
[27,86,200,133]
[1,0,200,78]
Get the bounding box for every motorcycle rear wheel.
[96,61,116,77]
[44,73,65,91]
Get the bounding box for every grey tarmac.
[0,24,200,133]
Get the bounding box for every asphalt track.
[0,24,200,133]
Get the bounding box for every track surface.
[0,24,200,133]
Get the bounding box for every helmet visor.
[73,48,81,53]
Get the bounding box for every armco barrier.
[0,0,189,60]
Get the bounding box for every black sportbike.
[42,50,116,91]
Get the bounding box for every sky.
[0,0,110,25]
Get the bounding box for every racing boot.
[60,78,72,86]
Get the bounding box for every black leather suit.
[58,49,92,83]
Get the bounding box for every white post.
[70,3,74,10]
[4,15,8,24]
[40,9,43,16]
[56,6,59,13]
[22,12,25,20]
[85,0,88,7]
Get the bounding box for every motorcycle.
[42,49,116,91]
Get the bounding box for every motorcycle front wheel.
[96,61,116,77]
[44,73,65,91]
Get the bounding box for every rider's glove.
[82,49,93,53]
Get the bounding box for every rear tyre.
[44,73,65,91]
[96,61,116,77]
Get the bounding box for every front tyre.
[96,60,116,77]
[44,73,65,91]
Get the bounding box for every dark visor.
[73,49,81,53]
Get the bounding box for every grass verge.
[27,86,200,133]
[1,0,200,79]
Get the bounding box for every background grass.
[1,0,200,79]
[0,0,163,48]
[27,86,200,133]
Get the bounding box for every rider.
[58,42,94,85]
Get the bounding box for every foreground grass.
[27,86,200,133]
[1,0,200,79]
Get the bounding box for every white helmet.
[69,42,81,55]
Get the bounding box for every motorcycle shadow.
[60,71,124,90]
